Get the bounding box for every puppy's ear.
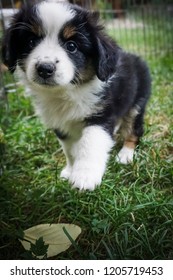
[94,35,120,82]
[86,10,120,81]
[1,27,18,73]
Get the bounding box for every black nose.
[36,63,56,79]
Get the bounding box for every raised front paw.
[69,165,103,191]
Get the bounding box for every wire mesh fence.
[75,0,173,59]
[0,0,173,97]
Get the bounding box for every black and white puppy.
[2,0,151,190]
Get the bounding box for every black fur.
[54,129,68,141]
[2,3,42,72]
[86,53,151,137]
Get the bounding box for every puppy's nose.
[36,63,56,79]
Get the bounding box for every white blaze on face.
[25,2,76,86]
[38,1,75,35]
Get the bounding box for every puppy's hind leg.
[116,134,138,164]
[116,109,144,164]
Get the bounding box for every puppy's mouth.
[33,77,57,87]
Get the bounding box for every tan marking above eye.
[63,25,76,39]
[30,21,43,37]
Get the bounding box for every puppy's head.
[2,1,120,88]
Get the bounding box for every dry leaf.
[20,223,81,258]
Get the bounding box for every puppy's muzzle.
[36,62,56,79]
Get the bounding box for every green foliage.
[20,237,49,260]
[30,237,49,258]
[96,0,113,20]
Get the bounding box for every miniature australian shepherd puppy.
[2,0,151,190]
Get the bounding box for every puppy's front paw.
[69,165,103,191]
[60,165,71,180]
[116,146,134,164]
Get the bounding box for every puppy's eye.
[65,41,77,53]
[29,37,39,49]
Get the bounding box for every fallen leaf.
[19,223,81,258]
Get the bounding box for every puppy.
[2,0,151,190]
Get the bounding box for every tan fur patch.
[63,26,76,39]
[124,135,138,149]
[31,23,43,37]
[120,107,140,138]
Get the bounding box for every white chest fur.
[27,77,105,135]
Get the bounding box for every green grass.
[0,24,173,260]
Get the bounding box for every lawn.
[0,17,173,259]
